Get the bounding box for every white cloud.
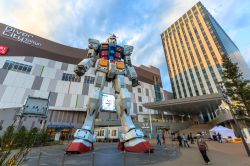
[1,0,249,91]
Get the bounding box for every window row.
[62,73,81,82]
[84,76,95,84]
[2,60,32,74]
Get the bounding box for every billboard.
[21,96,49,117]
[101,93,115,112]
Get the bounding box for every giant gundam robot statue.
[66,34,153,153]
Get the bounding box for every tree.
[221,54,250,116]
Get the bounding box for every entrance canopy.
[143,93,223,115]
[209,125,236,138]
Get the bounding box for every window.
[2,60,32,74]
[145,88,149,96]
[84,76,95,84]
[138,96,142,102]
[139,106,143,112]
[111,130,117,136]
[0,120,4,127]
[138,88,141,93]
[62,73,81,82]
[98,129,104,136]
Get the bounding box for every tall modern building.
[161,2,250,99]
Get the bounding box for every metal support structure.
[148,109,153,139]
[218,82,250,157]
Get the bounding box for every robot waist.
[95,59,126,75]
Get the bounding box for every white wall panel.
[55,81,69,94]
[69,82,83,95]
[22,74,35,89]
[1,86,17,103]
[40,77,50,91]
[12,87,26,104]
[54,61,62,70]
[70,95,77,108]
[67,64,75,72]
[55,93,64,107]
[3,71,17,86]
[42,67,56,79]
[33,57,49,66]
[13,73,26,88]
[0,58,5,68]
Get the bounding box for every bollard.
[61,153,66,166]
[91,151,95,166]
[123,150,126,166]
[37,148,42,166]
[148,147,151,163]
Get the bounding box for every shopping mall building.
[0,23,192,137]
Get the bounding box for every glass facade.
[161,2,249,99]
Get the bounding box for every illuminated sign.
[0,45,8,55]
[21,96,49,118]
[1,26,42,47]
[102,93,115,112]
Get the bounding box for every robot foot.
[66,139,93,154]
[122,138,153,153]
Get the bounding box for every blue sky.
[1,0,250,91]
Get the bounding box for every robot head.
[106,34,117,45]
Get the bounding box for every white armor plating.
[72,35,145,148]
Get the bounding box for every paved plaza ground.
[23,140,250,166]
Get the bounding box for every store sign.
[142,122,150,129]
[0,45,8,55]
[1,25,42,47]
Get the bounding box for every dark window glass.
[138,96,142,102]
[139,106,143,112]
[2,60,32,74]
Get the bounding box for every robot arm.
[74,39,100,77]
[123,45,139,87]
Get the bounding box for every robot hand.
[74,65,86,77]
[132,78,140,87]
[74,58,94,77]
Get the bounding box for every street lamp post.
[218,82,250,157]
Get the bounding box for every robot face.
[106,34,117,45]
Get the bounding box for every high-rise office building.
[161,2,250,99]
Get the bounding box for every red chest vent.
[115,52,121,58]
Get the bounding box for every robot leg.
[66,71,106,154]
[114,75,152,153]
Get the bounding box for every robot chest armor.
[99,43,123,61]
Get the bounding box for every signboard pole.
[148,109,153,139]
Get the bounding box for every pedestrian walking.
[197,135,211,165]
[177,133,183,147]
[157,133,161,145]
[182,134,190,148]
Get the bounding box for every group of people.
[155,131,211,165]
[176,132,211,165]
[212,132,223,143]
[156,132,165,145]
[176,133,194,148]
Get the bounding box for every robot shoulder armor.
[88,38,100,50]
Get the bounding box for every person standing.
[217,132,222,143]
[157,133,161,145]
[190,133,194,144]
[162,131,165,145]
[197,135,211,165]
